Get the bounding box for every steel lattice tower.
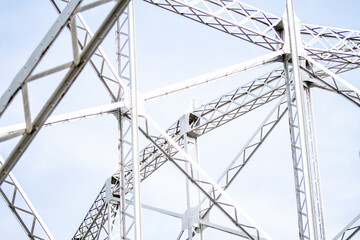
[0,0,359,239]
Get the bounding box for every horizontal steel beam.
[0,101,125,141]
[143,50,284,101]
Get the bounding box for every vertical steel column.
[108,1,137,239]
[192,100,203,240]
[117,113,127,240]
[115,4,129,238]
[286,0,317,239]
[194,136,204,240]
[184,133,195,240]
[108,201,115,240]
[284,61,314,240]
[181,108,202,240]
[304,87,325,239]
[128,0,142,239]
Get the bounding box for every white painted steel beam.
[0,101,125,140]
[140,112,273,240]
[2,0,357,238]
[333,213,360,240]
[143,0,284,51]
[49,0,130,102]
[128,1,142,239]
[199,220,266,240]
[0,0,82,117]
[285,0,325,238]
[143,50,284,101]
[200,95,288,220]
[0,156,55,240]
[73,72,287,239]
[144,0,360,73]
[306,56,360,96]
[0,0,130,185]
[299,67,360,107]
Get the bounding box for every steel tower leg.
[117,118,126,240]
[285,1,325,239]
[106,113,127,240]
[184,132,194,240]
[284,59,314,240]
[106,1,141,239]
[128,1,142,239]
[114,3,131,239]
[195,137,204,240]
[181,107,202,240]
[184,133,195,240]
[109,1,142,239]
[304,87,325,240]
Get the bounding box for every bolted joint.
[111,104,131,121]
[105,176,121,204]
[181,207,200,231]
[180,112,201,138]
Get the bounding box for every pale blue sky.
[0,0,360,239]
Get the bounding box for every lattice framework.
[0,0,359,239]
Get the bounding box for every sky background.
[0,0,360,239]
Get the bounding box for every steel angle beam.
[300,23,360,73]
[142,0,284,51]
[142,0,360,75]
[283,1,326,238]
[139,112,272,240]
[300,67,360,107]
[0,156,55,240]
[125,70,286,192]
[333,213,360,240]
[199,220,266,240]
[0,0,82,117]
[143,50,284,101]
[50,0,130,102]
[0,0,130,185]
[306,56,360,96]
[72,185,108,239]
[0,101,125,142]
[74,70,286,239]
[199,95,288,222]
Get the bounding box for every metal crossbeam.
[50,0,129,102]
[0,156,55,240]
[143,0,360,76]
[143,51,284,101]
[124,70,286,193]
[0,102,125,142]
[199,220,266,240]
[301,23,360,73]
[0,0,130,186]
[140,112,272,240]
[200,95,288,221]
[333,213,360,240]
[73,72,286,239]
[300,67,360,107]
[0,0,82,117]
[143,0,284,51]
[1,0,359,239]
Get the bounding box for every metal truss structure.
[0,0,359,239]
